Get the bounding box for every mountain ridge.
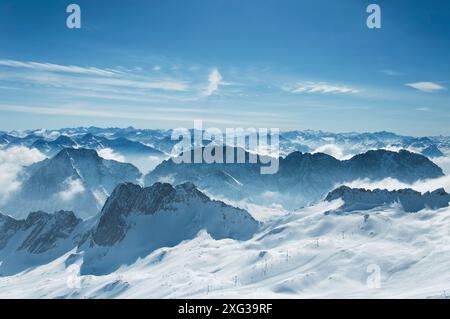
[326,185,450,213]
[146,148,444,209]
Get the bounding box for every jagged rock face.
[0,210,81,254]
[78,182,259,275]
[0,210,83,276]
[145,148,444,210]
[326,186,450,213]
[1,181,260,277]
[0,148,142,219]
[92,182,253,247]
[19,210,81,254]
[0,213,23,250]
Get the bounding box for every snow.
[1,201,450,299]
[1,127,450,299]
[326,186,450,213]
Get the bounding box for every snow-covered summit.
[326,186,450,213]
[78,182,259,275]
[91,182,259,247]
[0,210,83,275]
[0,181,260,276]
[0,148,142,219]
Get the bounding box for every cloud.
[204,68,222,96]
[406,82,446,93]
[59,178,85,201]
[0,59,118,76]
[86,77,188,91]
[313,144,345,159]
[285,81,359,94]
[98,148,126,162]
[432,156,450,175]
[0,147,46,205]
[262,191,279,199]
[157,174,176,185]
[11,72,188,92]
[381,69,404,76]
[0,104,262,126]
[0,58,189,106]
[342,175,450,194]
[416,107,431,112]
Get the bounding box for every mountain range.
[0,126,449,298]
[1,127,449,161]
[145,147,444,209]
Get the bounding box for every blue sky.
[0,0,449,135]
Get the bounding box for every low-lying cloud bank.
[431,156,450,175]
[313,144,346,160]
[98,148,126,162]
[0,146,46,204]
[342,175,450,194]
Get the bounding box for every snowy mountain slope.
[1,127,449,299]
[28,133,167,173]
[1,201,450,298]
[326,186,450,213]
[79,182,260,275]
[0,182,259,277]
[0,148,142,219]
[145,148,444,210]
[0,210,84,276]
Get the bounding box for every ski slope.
[1,200,450,299]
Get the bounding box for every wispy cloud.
[284,81,359,94]
[98,148,126,162]
[416,107,431,112]
[342,175,450,194]
[0,59,118,76]
[0,104,275,126]
[203,68,222,96]
[381,69,404,76]
[59,178,85,201]
[406,82,446,93]
[86,77,188,91]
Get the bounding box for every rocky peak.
[54,148,101,164]
[91,182,258,248]
[0,210,81,255]
[326,186,450,213]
